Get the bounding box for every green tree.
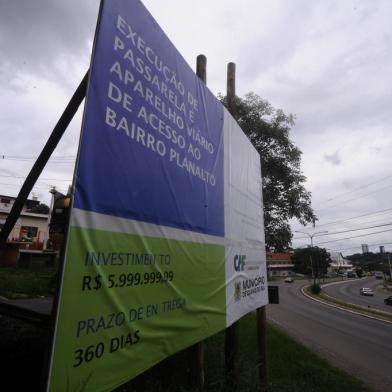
[28,203,50,214]
[292,247,330,278]
[346,252,391,273]
[355,267,363,278]
[220,92,316,250]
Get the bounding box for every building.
[361,244,369,254]
[48,190,71,251]
[267,252,295,277]
[329,251,353,272]
[380,246,385,254]
[0,194,49,249]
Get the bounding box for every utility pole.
[295,230,328,284]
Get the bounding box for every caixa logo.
[234,255,246,271]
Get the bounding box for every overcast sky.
[1,0,392,256]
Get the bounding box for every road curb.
[320,279,361,289]
[301,285,392,325]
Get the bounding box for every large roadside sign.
[47,1,268,390]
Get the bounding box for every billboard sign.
[47,1,267,390]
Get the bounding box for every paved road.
[267,279,392,392]
[323,277,392,313]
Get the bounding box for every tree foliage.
[311,283,321,294]
[220,92,316,250]
[347,252,391,275]
[28,203,50,214]
[292,247,330,277]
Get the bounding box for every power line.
[1,155,75,164]
[317,228,392,245]
[340,215,392,228]
[1,154,75,160]
[316,184,392,213]
[293,222,392,240]
[0,174,72,182]
[328,241,392,252]
[292,207,392,231]
[0,182,22,187]
[321,174,392,203]
[0,182,49,190]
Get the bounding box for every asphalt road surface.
[267,279,392,392]
[323,277,392,313]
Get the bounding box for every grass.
[0,265,57,299]
[0,311,370,392]
[265,319,369,392]
[74,311,373,391]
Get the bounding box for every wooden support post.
[196,54,207,85]
[0,71,89,250]
[225,322,239,389]
[27,72,89,392]
[225,61,240,390]
[227,62,236,117]
[186,54,208,392]
[188,341,205,390]
[257,306,268,391]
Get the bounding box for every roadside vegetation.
[0,308,370,391]
[0,265,57,299]
[310,282,321,294]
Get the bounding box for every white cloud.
[1,0,392,253]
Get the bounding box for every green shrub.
[311,283,321,294]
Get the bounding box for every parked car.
[359,287,374,296]
[284,277,293,283]
[384,296,392,305]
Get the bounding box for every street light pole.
[294,230,328,284]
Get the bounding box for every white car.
[284,277,293,283]
[359,287,374,296]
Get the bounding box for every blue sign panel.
[74,0,224,236]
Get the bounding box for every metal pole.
[309,253,315,284]
[0,71,89,250]
[311,235,320,284]
[294,230,327,284]
[308,235,314,284]
[388,253,392,281]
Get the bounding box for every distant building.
[0,194,49,248]
[380,246,385,254]
[48,190,71,251]
[361,244,369,254]
[267,252,295,277]
[329,252,353,272]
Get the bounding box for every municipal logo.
[234,281,242,302]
